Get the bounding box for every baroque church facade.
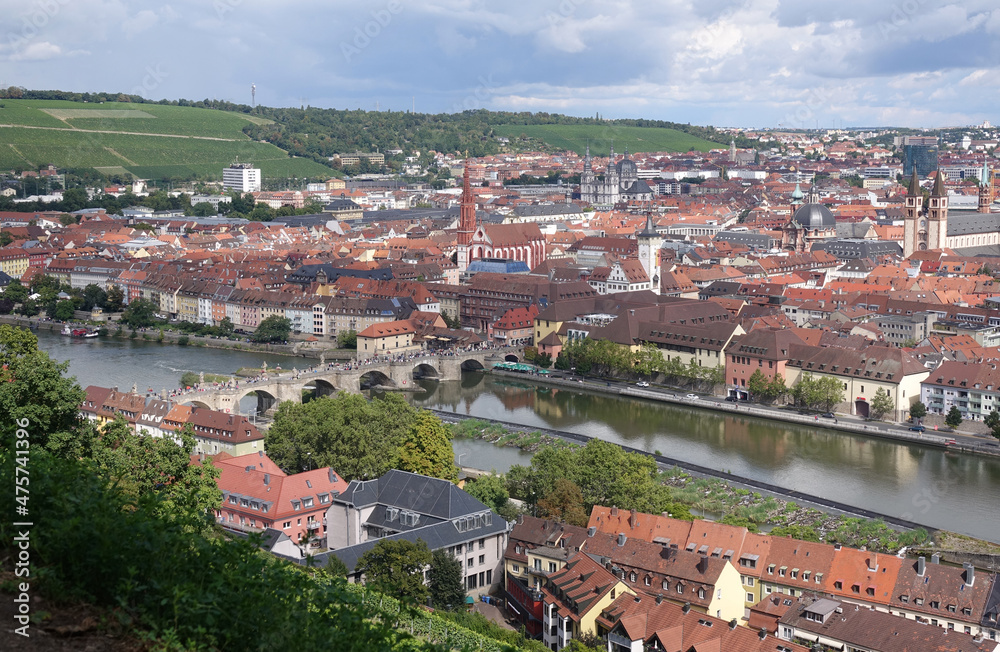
[580,146,653,206]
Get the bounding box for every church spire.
[932,170,946,197]
[908,168,920,196]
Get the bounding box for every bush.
[177,335,189,346]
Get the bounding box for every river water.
[34,330,1000,542]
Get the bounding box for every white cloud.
[10,41,63,62]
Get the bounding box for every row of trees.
[554,338,725,387]
[1,277,124,320]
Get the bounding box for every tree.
[440,311,461,329]
[463,473,518,520]
[337,329,357,349]
[52,299,76,321]
[869,388,895,421]
[217,316,235,336]
[554,353,571,371]
[252,315,291,343]
[0,325,86,447]
[537,477,589,526]
[105,285,125,313]
[535,353,552,368]
[265,392,415,480]
[909,401,927,421]
[945,406,963,429]
[429,549,465,610]
[17,298,39,317]
[3,279,28,304]
[191,201,216,217]
[81,283,107,311]
[398,410,458,481]
[0,231,12,246]
[355,538,432,605]
[121,297,158,329]
[984,410,1000,440]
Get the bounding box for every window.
[479,538,486,550]
[548,562,556,572]
[468,558,474,568]
[512,564,520,573]
[745,577,755,587]
[698,588,705,600]
[282,521,290,529]
[481,555,486,565]
[677,584,683,595]
[629,572,636,582]
[534,559,541,570]
[644,576,651,586]
[662,580,669,590]
[747,592,755,602]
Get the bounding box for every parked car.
[636,381,650,388]
[821,412,835,419]
[725,395,739,402]
[909,425,926,432]
[685,393,699,399]
[945,439,958,445]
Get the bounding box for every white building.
[222,163,262,193]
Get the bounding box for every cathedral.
[781,183,837,253]
[579,146,654,206]
[901,162,998,257]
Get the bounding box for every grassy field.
[494,124,721,154]
[0,99,324,180]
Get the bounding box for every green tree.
[191,201,216,217]
[17,298,39,316]
[0,325,85,447]
[945,406,963,429]
[554,353,571,371]
[338,329,358,349]
[104,285,125,313]
[984,410,1000,440]
[355,538,432,605]
[3,279,28,304]
[120,297,158,329]
[440,311,461,329]
[398,410,458,481]
[869,388,895,421]
[429,549,466,610]
[81,283,107,311]
[0,231,12,246]
[747,369,769,401]
[217,316,235,336]
[463,473,517,520]
[909,401,927,421]
[265,392,415,480]
[52,299,76,321]
[252,315,291,343]
[535,353,552,368]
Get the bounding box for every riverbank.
[491,369,1000,458]
[0,314,356,361]
[439,411,1000,555]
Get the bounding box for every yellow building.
[0,249,29,278]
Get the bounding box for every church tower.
[580,144,596,204]
[729,138,737,162]
[979,160,993,213]
[636,212,661,294]
[603,145,619,205]
[926,171,948,251]
[902,169,924,257]
[457,162,477,271]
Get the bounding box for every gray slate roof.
[334,469,489,521]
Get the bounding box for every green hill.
[0,99,333,180]
[493,123,721,154]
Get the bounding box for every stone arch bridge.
[177,349,512,416]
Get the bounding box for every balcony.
[307,521,321,530]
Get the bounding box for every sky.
[1,0,998,129]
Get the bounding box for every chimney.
[611,506,618,516]
[931,553,941,565]
[916,556,925,577]
[264,473,270,485]
[729,618,738,630]
[758,628,767,640]
[834,543,842,551]
[656,593,663,605]
[682,602,691,614]
[328,469,337,483]
[617,533,627,547]
[629,509,638,528]
[588,526,596,537]
[964,563,975,587]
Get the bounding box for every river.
[34,330,1000,542]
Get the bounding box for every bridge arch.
[236,388,280,417]
[359,370,395,391]
[504,353,520,363]
[179,398,213,410]
[300,378,338,403]
[412,363,440,380]
[461,359,486,372]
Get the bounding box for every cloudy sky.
[2,0,998,128]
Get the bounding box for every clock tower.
[636,213,661,295]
